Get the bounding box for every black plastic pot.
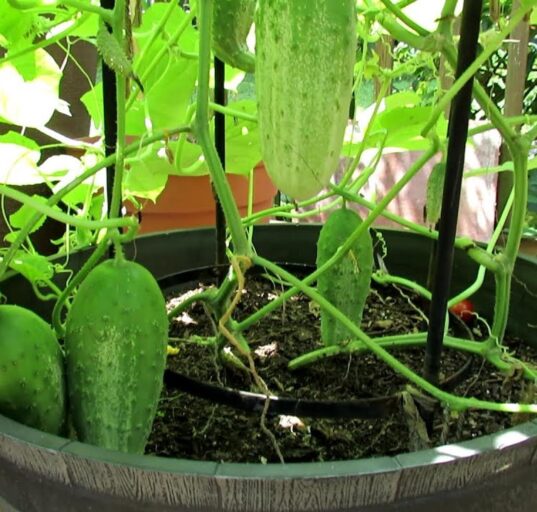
[1,225,537,512]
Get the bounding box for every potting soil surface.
[146,270,537,463]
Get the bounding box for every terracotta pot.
[519,237,537,258]
[127,163,277,233]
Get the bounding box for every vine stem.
[51,236,110,337]
[448,190,514,309]
[379,0,429,36]
[7,0,113,23]
[237,144,438,332]
[491,148,530,340]
[0,14,92,65]
[253,255,537,414]
[218,255,284,463]
[0,125,190,281]
[288,333,487,371]
[0,185,136,231]
[422,2,536,136]
[126,9,196,112]
[195,0,250,257]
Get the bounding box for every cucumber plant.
[316,207,373,346]
[256,0,357,200]
[64,248,168,453]
[1,0,537,460]
[212,0,255,73]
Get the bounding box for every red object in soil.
[449,299,475,323]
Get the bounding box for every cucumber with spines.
[316,208,374,346]
[213,0,255,73]
[0,305,65,434]
[256,0,357,200]
[65,255,168,453]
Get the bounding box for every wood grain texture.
[2,426,537,511]
[0,432,71,484]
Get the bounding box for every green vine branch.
[253,255,537,415]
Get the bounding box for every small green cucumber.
[316,208,374,346]
[425,162,446,227]
[0,305,65,434]
[256,0,357,200]
[96,21,133,77]
[213,0,255,73]
[65,256,168,453]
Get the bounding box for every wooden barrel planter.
[1,225,536,512]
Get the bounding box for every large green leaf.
[8,196,52,233]
[41,155,103,207]
[123,142,173,201]
[69,12,99,40]
[7,251,54,283]
[81,81,103,131]
[344,101,448,152]
[172,100,261,176]
[0,0,39,50]
[134,3,198,91]
[0,49,62,127]
[146,58,197,130]
[0,132,42,184]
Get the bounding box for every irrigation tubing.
[163,354,473,420]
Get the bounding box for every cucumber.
[65,255,168,453]
[0,305,65,434]
[316,208,373,346]
[256,0,356,200]
[213,0,255,73]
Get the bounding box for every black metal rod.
[423,0,484,386]
[100,4,117,219]
[100,0,117,259]
[213,57,227,281]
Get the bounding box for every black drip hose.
[423,0,484,387]
[213,57,227,282]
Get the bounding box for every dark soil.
[146,269,537,463]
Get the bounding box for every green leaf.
[0,132,42,184]
[384,91,422,109]
[9,195,59,233]
[3,231,21,243]
[223,101,262,174]
[0,49,62,127]
[172,100,261,176]
[8,251,54,283]
[0,0,39,50]
[425,162,446,226]
[40,154,103,207]
[146,58,197,130]
[69,13,99,40]
[126,100,147,136]
[123,142,173,201]
[134,3,198,91]
[81,81,103,131]
[345,103,448,152]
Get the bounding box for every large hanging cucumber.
[256,0,357,200]
[0,305,65,434]
[65,255,168,453]
[213,0,255,73]
[316,208,373,346]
